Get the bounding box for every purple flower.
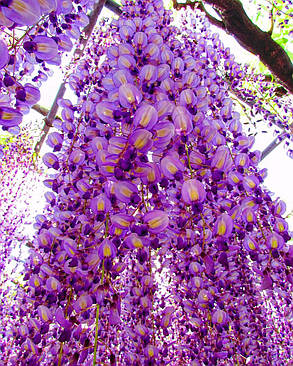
[213,213,234,238]
[98,238,117,259]
[73,294,93,313]
[95,101,116,124]
[181,179,206,204]
[0,106,22,127]
[124,233,144,249]
[172,105,193,134]
[133,104,158,130]
[243,235,258,251]
[46,277,61,292]
[118,83,142,108]
[211,146,233,172]
[114,181,138,203]
[266,232,285,250]
[160,153,184,179]
[37,305,52,322]
[143,210,169,234]
[69,149,85,165]
[212,309,227,325]
[33,36,58,61]
[42,152,59,170]
[129,128,153,153]
[144,344,159,359]
[90,194,111,213]
[2,0,41,25]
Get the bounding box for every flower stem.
[93,260,105,366]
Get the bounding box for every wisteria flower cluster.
[0,0,96,134]
[1,0,293,365]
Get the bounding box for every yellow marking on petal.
[30,342,36,355]
[37,44,51,53]
[278,223,284,231]
[166,162,177,174]
[231,174,239,183]
[80,185,87,193]
[57,253,65,262]
[248,179,256,188]
[121,59,131,67]
[118,75,127,84]
[148,217,163,229]
[2,112,13,120]
[163,316,170,327]
[185,93,192,104]
[135,166,145,173]
[148,45,157,56]
[41,310,48,322]
[189,188,199,201]
[157,128,168,137]
[192,320,201,327]
[145,69,152,81]
[104,109,113,117]
[202,293,208,301]
[103,245,112,257]
[40,237,48,245]
[140,111,151,127]
[217,222,226,236]
[239,157,245,166]
[118,219,129,227]
[13,0,28,13]
[138,327,145,336]
[141,298,148,307]
[247,212,254,222]
[105,165,114,173]
[34,278,40,287]
[115,264,122,271]
[194,278,201,288]
[69,247,75,256]
[80,297,87,310]
[134,136,147,149]
[133,238,143,248]
[216,157,225,169]
[148,347,154,357]
[271,237,278,248]
[126,91,135,103]
[217,312,223,323]
[97,201,105,211]
[65,110,71,119]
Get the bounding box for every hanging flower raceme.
[3,0,293,365]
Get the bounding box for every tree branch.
[173,0,293,94]
[201,0,293,93]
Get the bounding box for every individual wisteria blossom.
[1,0,293,365]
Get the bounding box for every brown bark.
[173,0,293,94]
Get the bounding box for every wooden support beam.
[34,82,66,155]
[105,0,122,15]
[260,134,285,161]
